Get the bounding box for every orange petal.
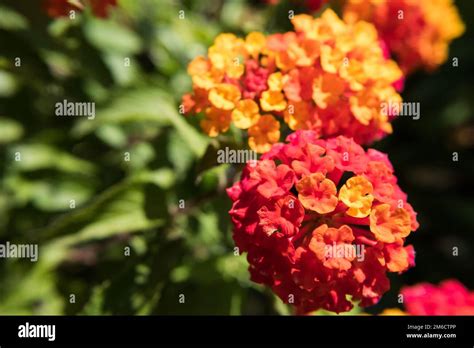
[248,114,280,153]
[385,244,409,273]
[296,173,338,214]
[312,73,346,109]
[370,204,411,243]
[200,107,231,137]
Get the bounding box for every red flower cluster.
[43,0,117,18]
[401,280,474,315]
[227,130,418,313]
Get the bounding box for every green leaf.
[96,124,128,148]
[83,18,142,54]
[167,129,195,176]
[125,142,156,171]
[0,70,19,97]
[4,175,95,212]
[72,89,209,156]
[43,168,174,242]
[7,144,96,175]
[30,178,95,212]
[0,116,23,144]
[103,53,140,86]
[196,163,230,194]
[0,5,28,31]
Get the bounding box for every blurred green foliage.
[0,0,256,315]
[0,0,472,315]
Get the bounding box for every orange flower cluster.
[343,0,465,73]
[43,0,117,18]
[182,9,404,152]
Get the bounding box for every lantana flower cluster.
[343,0,465,74]
[43,0,117,18]
[227,131,418,313]
[400,280,474,315]
[182,9,403,153]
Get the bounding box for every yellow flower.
[343,0,465,73]
[288,39,321,67]
[275,51,297,72]
[245,32,266,59]
[267,72,284,91]
[208,83,241,110]
[183,8,406,146]
[212,33,247,54]
[248,115,280,153]
[187,56,210,76]
[291,14,316,35]
[320,45,345,74]
[351,21,379,49]
[208,33,247,78]
[319,9,346,38]
[283,101,312,130]
[260,90,287,112]
[339,58,366,91]
[365,59,403,86]
[200,107,232,137]
[312,73,346,109]
[339,176,374,218]
[370,204,411,243]
[380,308,407,316]
[187,56,223,90]
[232,99,260,129]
